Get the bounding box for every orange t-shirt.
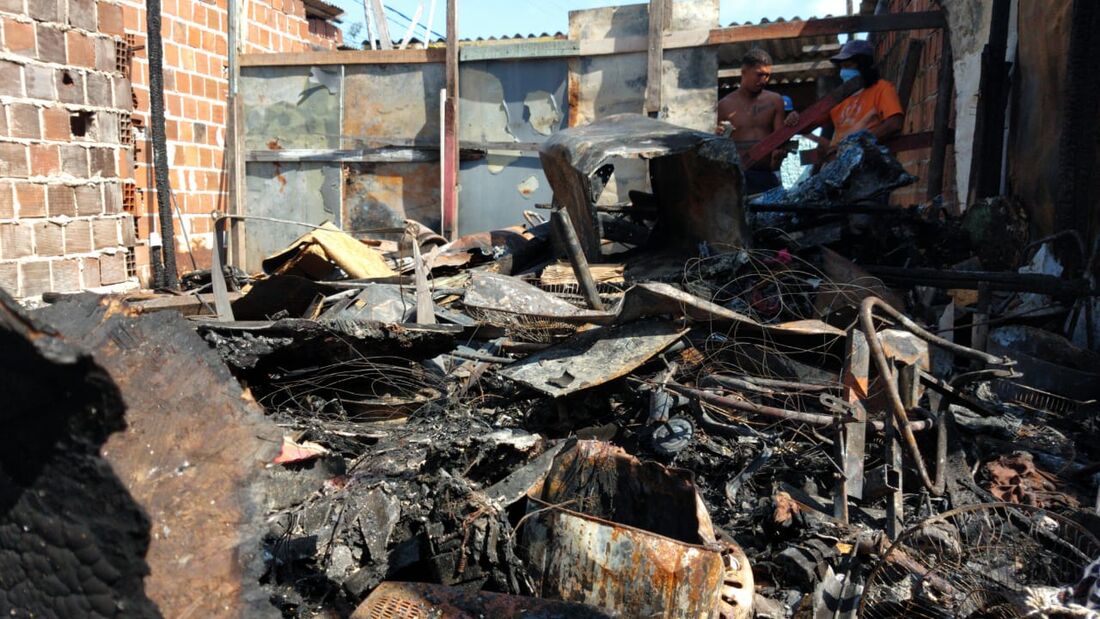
[829,80,904,144]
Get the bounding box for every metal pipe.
[551,206,604,311]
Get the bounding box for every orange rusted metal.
[521,441,753,618]
[352,581,613,618]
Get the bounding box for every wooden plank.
[743,76,864,169]
[129,292,244,316]
[644,0,667,115]
[239,48,445,67]
[371,0,393,49]
[708,11,946,45]
[719,59,835,79]
[927,35,954,201]
[443,0,458,240]
[895,38,925,111]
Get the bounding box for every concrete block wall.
[876,0,958,209]
[119,0,341,285]
[0,0,135,298]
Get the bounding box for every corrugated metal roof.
[302,0,343,21]
[717,15,846,85]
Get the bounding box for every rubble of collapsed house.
[2,111,1100,619]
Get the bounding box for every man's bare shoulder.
[760,90,784,105]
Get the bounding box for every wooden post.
[371,0,393,50]
[443,0,459,240]
[410,232,435,324]
[927,35,954,203]
[895,39,925,112]
[968,0,1011,201]
[644,0,667,117]
[552,207,604,311]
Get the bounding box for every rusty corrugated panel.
[352,582,613,618]
[521,441,751,618]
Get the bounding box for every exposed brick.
[0,143,28,177]
[0,262,17,296]
[0,61,23,98]
[99,249,125,284]
[0,182,12,219]
[64,218,91,252]
[8,103,40,139]
[42,105,68,140]
[4,19,36,57]
[0,0,25,14]
[0,223,33,258]
[36,23,65,63]
[52,257,80,291]
[30,143,59,176]
[33,219,62,255]
[73,182,99,214]
[120,212,134,245]
[90,146,115,176]
[15,182,45,217]
[112,75,130,110]
[46,183,74,216]
[59,144,86,176]
[0,106,6,137]
[86,71,111,107]
[94,36,114,72]
[80,255,99,286]
[26,0,60,23]
[56,69,84,104]
[92,216,117,248]
[23,63,54,100]
[66,0,95,30]
[20,259,50,296]
[96,1,122,36]
[65,30,94,68]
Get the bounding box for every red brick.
[0,223,34,258]
[56,69,84,104]
[15,182,46,217]
[0,262,17,296]
[65,30,94,67]
[0,182,12,219]
[67,0,95,30]
[90,146,115,176]
[8,103,40,139]
[30,143,59,176]
[26,0,60,23]
[35,23,65,63]
[19,259,50,295]
[59,144,86,176]
[0,143,28,177]
[86,71,111,107]
[98,248,125,283]
[33,219,62,255]
[80,254,99,286]
[0,0,24,14]
[0,60,22,98]
[4,18,36,56]
[96,1,122,36]
[52,257,80,291]
[46,183,74,216]
[92,216,117,248]
[41,105,68,140]
[64,218,91,252]
[74,182,100,214]
[102,180,120,213]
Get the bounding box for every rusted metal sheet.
[31,294,282,618]
[342,63,444,148]
[352,581,612,618]
[345,161,442,237]
[244,162,342,271]
[240,65,341,150]
[499,320,686,397]
[539,113,747,261]
[521,441,747,618]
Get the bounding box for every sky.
[327,0,851,44]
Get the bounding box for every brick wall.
[120,0,341,286]
[875,0,957,209]
[0,0,136,297]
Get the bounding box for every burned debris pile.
[2,116,1099,618]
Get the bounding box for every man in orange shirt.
[816,40,904,162]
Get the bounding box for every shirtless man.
[716,48,793,194]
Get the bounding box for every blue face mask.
[840,68,860,83]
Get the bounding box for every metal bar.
[864,265,1089,296]
[443,0,458,240]
[841,329,869,502]
[239,49,445,66]
[551,207,604,311]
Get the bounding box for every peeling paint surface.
[240,66,341,150]
[460,59,568,144]
[524,90,562,136]
[245,162,342,270]
[487,150,522,174]
[459,157,553,233]
[517,175,540,198]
